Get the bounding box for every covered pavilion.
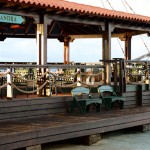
[1,0,150,85]
[1,1,150,150]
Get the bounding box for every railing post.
[7,68,13,100]
[145,62,149,84]
[119,58,126,94]
[113,58,118,92]
[77,68,81,86]
[137,84,142,106]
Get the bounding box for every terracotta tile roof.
[6,0,150,23]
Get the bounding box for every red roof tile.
[6,0,150,23]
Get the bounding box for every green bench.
[69,86,102,114]
[98,85,124,110]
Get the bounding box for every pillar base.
[7,97,12,100]
[82,134,101,145]
[26,145,41,150]
[125,124,150,132]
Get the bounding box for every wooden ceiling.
[0,1,149,40]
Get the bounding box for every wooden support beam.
[125,36,132,60]
[47,14,105,26]
[102,22,112,85]
[37,24,42,66]
[70,34,126,39]
[137,84,142,106]
[41,16,48,66]
[36,15,52,96]
[114,24,150,32]
[102,34,106,84]
[64,37,70,64]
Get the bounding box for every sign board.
[0,14,25,24]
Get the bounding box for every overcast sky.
[0,0,150,62]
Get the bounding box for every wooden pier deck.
[1,83,150,150]
[0,106,150,150]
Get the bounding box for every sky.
[0,0,150,62]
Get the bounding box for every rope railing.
[49,71,78,79]
[79,80,102,87]
[12,81,48,94]
[10,71,48,82]
[0,72,9,78]
[80,72,102,77]
[0,65,104,97]
[11,80,103,94]
[7,70,102,83]
[1,61,150,98]
[52,81,78,88]
[0,82,9,89]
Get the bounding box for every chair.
[98,85,124,110]
[69,86,102,114]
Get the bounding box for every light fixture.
[10,25,20,29]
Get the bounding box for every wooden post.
[37,23,42,96]
[77,68,81,86]
[7,68,13,100]
[102,22,112,85]
[36,16,51,96]
[113,58,118,91]
[102,35,106,84]
[145,62,149,84]
[64,37,70,64]
[125,36,132,60]
[119,58,124,94]
[137,84,142,106]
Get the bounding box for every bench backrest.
[71,87,90,100]
[98,85,115,97]
[71,87,90,96]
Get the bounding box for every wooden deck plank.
[0,102,69,114]
[1,118,150,150]
[0,108,67,122]
[0,93,150,150]
[0,96,72,108]
[0,106,150,149]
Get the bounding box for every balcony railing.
[0,63,104,99]
[1,60,150,100]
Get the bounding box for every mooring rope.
[0,72,9,78]
[12,81,48,94]
[0,82,9,89]
[0,70,103,94]
[52,81,78,88]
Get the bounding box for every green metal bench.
[69,86,102,114]
[98,85,124,110]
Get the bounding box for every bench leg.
[96,103,101,112]
[80,102,86,114]
[111,100,124,109]
[86,103,101,113]
[69,100,76,113]
[119,100,124,109]
[86,105,90,112]
[103,98,112,110]
[70,99,84,113]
